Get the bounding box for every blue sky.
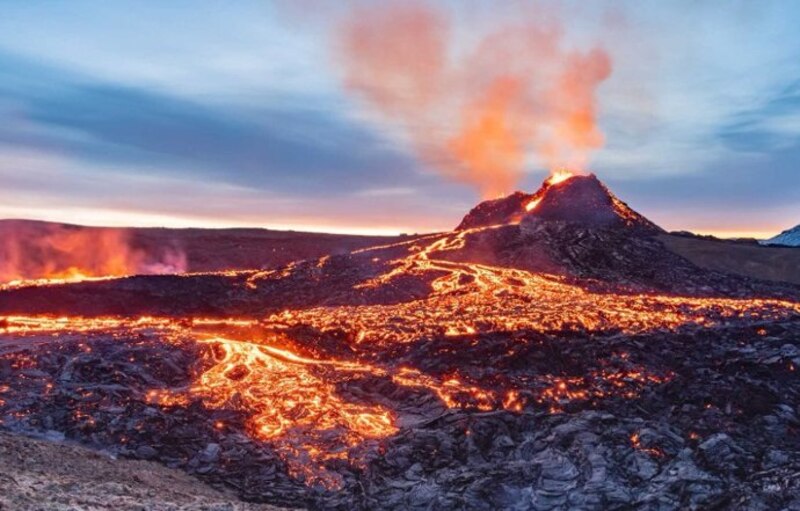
[0,0,798,237]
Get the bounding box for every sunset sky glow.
[1,1,799,238]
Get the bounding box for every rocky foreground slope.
[0,430,294,511]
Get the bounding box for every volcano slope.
[1,175,800,510]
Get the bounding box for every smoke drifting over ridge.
[339,1,612,198]
[0,222,186,284]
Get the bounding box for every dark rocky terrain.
[661,234,800,285]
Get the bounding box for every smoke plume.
[0,222,187,284]
[339,2,612,198]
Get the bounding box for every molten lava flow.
[0,309,693,487]
[546,169,575,186]
[3,227,800,489]
[296,229,800,346]
[161,336,396,488]
[522,170,574,213]
[525,198,542,212]
[1,274,120,291]
[630,431,664,458]
[392,367,495,411]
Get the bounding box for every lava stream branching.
[1,223,800,495]
[154,336,397,488]
[267,229,800,345]
[0,312,680,486]
[2,176,800,507]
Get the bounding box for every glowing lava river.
[1,226,800,509]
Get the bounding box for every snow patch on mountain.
[761,225,800,247]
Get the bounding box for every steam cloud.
[339,1,612,198]
[0,223,187,283]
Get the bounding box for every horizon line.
[0,215,785,242]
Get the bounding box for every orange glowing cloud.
[338,1,612,198]
[0,222,186,284]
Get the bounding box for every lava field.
[1,175,799,510]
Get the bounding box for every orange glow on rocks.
[525,198,542,212]
[3,226,800,488]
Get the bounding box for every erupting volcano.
[457,171,661,232]
[1,174,800,509]
[3,1,799,509]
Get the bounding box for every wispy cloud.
[0,0,798,235]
